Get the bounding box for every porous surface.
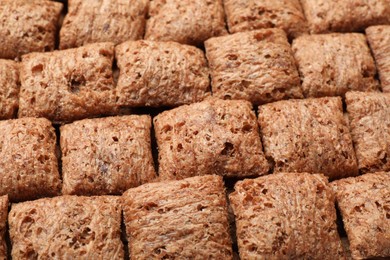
[258,97,358,179]
[332,172,390,259]
[292,33,378,98]
[0,0,63,59]
[300,0,390,33]
[0,59,19,119]
[145,0,227,46]
[0,195,8,260]
[60,115,156,195]
[345,91,390,173]
[154,98,269,180]
[122,175,233,259]
[116,40,210,107]
[205,29,303,105]
[60,0,148,49]
[230,172,344,259]
[0,118,60,202]
[9,196,124,259]
[366,25,390,92]
[223,0,308,39]
[18,42,117,123]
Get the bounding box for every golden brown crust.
[0,195,8,260]
[0,59,19,119]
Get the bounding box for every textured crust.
[122,175,233,259]
[0,118,60,202]
[154,98,269,180]
[345,91,390,173]
[60,115,156,195]
[60,0,148,49]
[223,0,308,39]
[0,195,8,260]
[332,172,390,259]
[258,97,358,179]
[300,0,390,34]
[145,0,227,46]
[0,0,63,59]
[292,33,379,98]
[0,59,19,119]
[230,172,344,259]
[205,29,303,105]
[366,25,390,93]
[18,42,117,123]
[9,195,124,259]
[116,40,210,107]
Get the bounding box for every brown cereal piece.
[205,29,303,105]
[60,115,156,195]
[122,175,233,259]
[60,0,148,49]
[292,33,379,98]
[332,172,390,259]
[0,195,8,260]
[116,40,210,107]
[0,118,60,202]
[154,98,269,180]
[223,0,308,39]
[230,172,344,259]
[9,196,123,259]
[0,0,63,59]
[345,91,390,173]
[145,0,227,46]
[300,0,390,34]
[258,97,358,179]
[0,59,19,119]
[18,42,117,123]
[366,25,390,93]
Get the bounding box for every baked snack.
[0,195,8,260]
[258,97,358,179]
[230,172,344,259]
[9,195,123,259]
[205,29,303,105]
[116,40,210,107]
[60,115,156,195]
[122,175,233,259]
[300,0,390,34]
[60,0,148,49]
[292,33,378,98]
[366,25,390,92]
[332,172,390,259]
[0,118,60,202]
[18,42,117,123]
[144,0,227,46]
[0,0,63,59]
[154,98,269,180]
[0,59,19,119]
[345,91,390,173]
[223,0,308,39]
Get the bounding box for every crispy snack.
[0,59,19,119]
[0,195,8,260]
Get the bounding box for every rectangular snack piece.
[366,25,390,93]
[230,172,344,259]
[116,40,210,107]
[223,0,308,39]
[145,0,227,46]
[332,172,390,259]
[345,91,390,173]
[60,0,148,49]
[300,0,390,34]
[0,0,63,59]
[18,42,117,123]
[258,97,358,179]
[292,33,378,98]
[122,175,233,259]
[0,59,19,119]
[9,195,124,259]
[154,98,269,180]
[0,118,60,202]
[0,195,8,260]
[60,115,156,195]
[205,29,303,105]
